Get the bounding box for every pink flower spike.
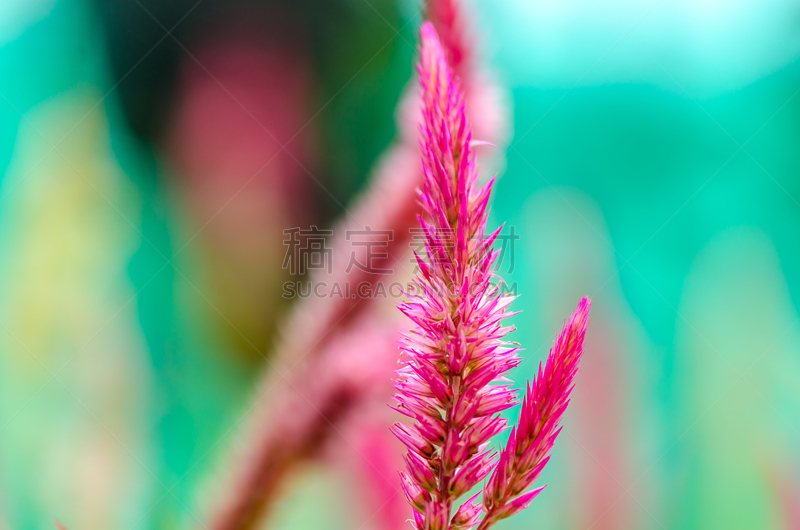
[479,298,591,529]
[392,21,522,527]
[391,15,591,530]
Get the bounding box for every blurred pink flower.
[343,422,409,530]
[204,2,511,528]
[168,37,317,357]
[207,315,400,530]
[427,0,471,78]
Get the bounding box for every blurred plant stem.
[199,1,509,527]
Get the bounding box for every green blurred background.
[0,0,799,529]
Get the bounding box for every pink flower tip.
[493,485,546,521]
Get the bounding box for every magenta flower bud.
[514,456,550,496]
[449,328,469,373]
[392,423,434,458]
[452,390,479,427]
[400,471,431,512]
[442,430,469,471]
[415,359,453,405]
[491,486,546,521]
[451,493,482,529]
[391,397,440,424]
[415,414,447,445]
[415,251,433,282]
[405,451,438,493]
[450,452,495,498]
[463,415,507,449]
[475,386,516,417]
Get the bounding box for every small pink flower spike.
[392,22,521,529]
[479,298,591,529]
